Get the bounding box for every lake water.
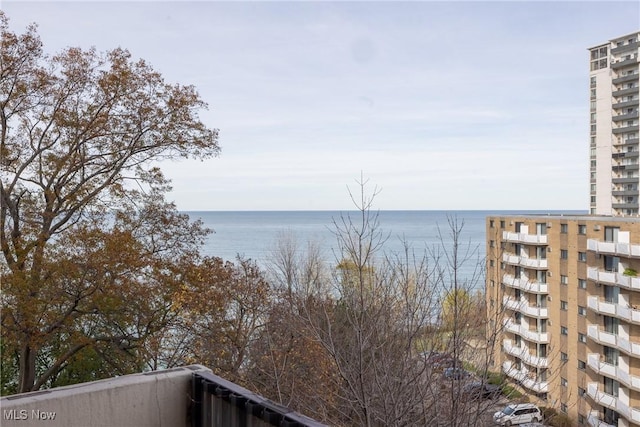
[186,210,584,284]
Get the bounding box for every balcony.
[613,125,640,135]
[502,274,548,294]
[502,231,548,245]
[588,267,640,290]
[502,253,548,269]
[612,151,640,159]
[587,410,616,427]
[611,56,639,70]
[587,353,640,392]
[587,324,640,357]
[502,360,548,393]
[503,296,548,318]
[587,383,640,424]
[613,202,640,209]
[613,99,639,110]
[612,40,639,55]
[503,319,549,343]
[502,339,548,368]
[589,239,640,257]
[613,73,640,85]
[0,365,326,427]
[612,177,639,184]
[587,295,640,325]
[614,137,640,147]
[613,111,639,122]
[613,87,640,98]
[612,190,639,197]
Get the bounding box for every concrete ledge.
[0,365,211,427]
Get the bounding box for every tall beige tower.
[590,32,640,216]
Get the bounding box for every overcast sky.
[4,1,640,210]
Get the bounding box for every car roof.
[509,403,538,409]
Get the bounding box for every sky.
[4,1,640,211]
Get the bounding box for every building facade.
[486,215,640,426]
[590,32,640,216]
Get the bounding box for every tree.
[0,13,219,393]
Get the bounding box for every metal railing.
[192,371,327,427]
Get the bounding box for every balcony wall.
[502,274,548,294]
[503,339,548,368]
[588,267,640,291]
[502,231,548,245]
[587,295,640,325]
[587,383,640,424]
[503,319,549,343]
[0,365,211,427]
[587,353,640,392]
[587,324,640,357]
[502,253,548,269]
[502,361,548,393]
[503,296,548,318]
[588,239,640,258]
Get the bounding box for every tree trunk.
[18,343,36,393]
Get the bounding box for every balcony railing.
[503,339,548,368]
[503,296,548,319]
[587,353,640,392]
[587,383,640,423]
[587,296,640,325]
[193,371,326,427]
[503,319,549,343]
[502,253,548,269]
[587,324,640,357]
[502,231,548,245]
[502,274,548,294]
[587,267,640,291]
[587,239,640,257]
[502,361,548,393]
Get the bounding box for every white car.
[493,403,542,426]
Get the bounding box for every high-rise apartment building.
[486,32,640,427]
[590,32,640,216]
[486,216,640,426]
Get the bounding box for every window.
[561,249,568,260]
[578,224,587,234]
[489,260,494,267]
[578,306,587,316]
[560,352,568,362]
[561,301,568,310]
[500,220,505,229]
[604,315,620,334]
[579,252,587,262]
[604,377,620,397]
[490,220,495,228]
[490,240,495,248]
[579,279,587,289]
[560,223,568,233]
[578,388,586,398]
[561,326,568,335]
[561,403,567,413]
[561,275,568,285]
[490,279,495,287]
[561,377,568,387]
[605,226,619,242]
[579,333,587,343]
[536,223,547,235]
[578,359,586,370]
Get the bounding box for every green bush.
[624,268,638,277]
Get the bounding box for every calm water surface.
[186,210,584,274]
